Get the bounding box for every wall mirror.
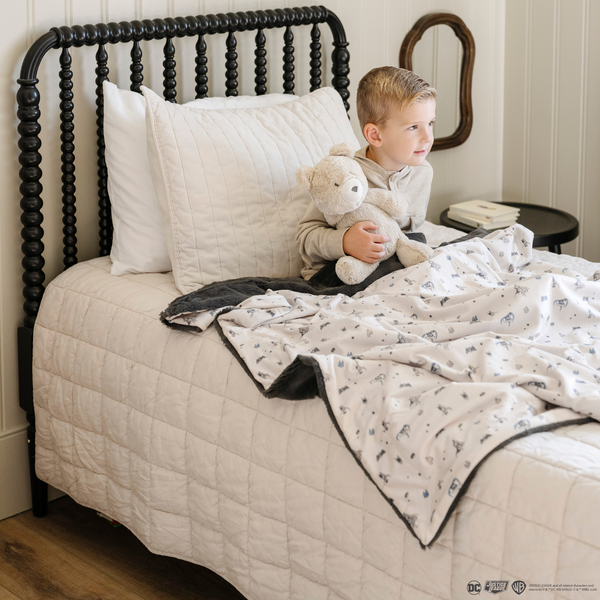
[400,13,475,151]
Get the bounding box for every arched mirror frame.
[400,12,475,151]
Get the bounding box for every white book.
[449,200,519,222]
[447,211,518,230]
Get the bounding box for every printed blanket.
[162,225,600,546]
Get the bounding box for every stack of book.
[447,200,520,230]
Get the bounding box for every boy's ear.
[296,165,314,189]
[363,123,382,147]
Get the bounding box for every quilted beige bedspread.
[33,225,600,599]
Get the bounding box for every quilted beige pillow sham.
[143,86,359,294]
[104,81,298,276]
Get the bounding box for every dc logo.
[467,580,481,595]
[512,581,527,595]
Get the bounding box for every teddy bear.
[296,142,434,285]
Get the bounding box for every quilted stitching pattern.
[143,87,360,294]
[34,254,600,600]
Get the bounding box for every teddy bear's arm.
[366,188,409,219]
[323,213,345,227]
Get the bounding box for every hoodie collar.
[353,145,411,188]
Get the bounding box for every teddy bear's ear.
[296,165,315,189]
[329,142,356,158]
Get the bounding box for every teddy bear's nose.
[340,178,364,207]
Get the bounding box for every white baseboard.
[0,426,64,521]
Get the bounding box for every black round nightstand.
[440,202,579,254]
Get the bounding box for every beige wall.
[0,0,505,519]
[503,0,600,260]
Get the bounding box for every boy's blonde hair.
[357,66,436,130]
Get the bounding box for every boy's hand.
[342,221,391,263]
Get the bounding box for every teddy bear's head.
[296,143,367,217]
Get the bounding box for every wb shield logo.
[467,581,481,595]
[512,581,526,595]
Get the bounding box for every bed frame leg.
[26,412,48,517]
[18,326,48,517]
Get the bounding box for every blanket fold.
[161,230,485,332]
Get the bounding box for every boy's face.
[365,98,436,171]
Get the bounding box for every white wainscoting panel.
[504,0,600,261]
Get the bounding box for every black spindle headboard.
[16,6,350,330]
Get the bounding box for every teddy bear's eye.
[334,183,339,187]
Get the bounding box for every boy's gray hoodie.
[295,145,433,279]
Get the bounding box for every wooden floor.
[0,496,247,600]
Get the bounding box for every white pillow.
[143,85,360,294]
[103,81,298,275]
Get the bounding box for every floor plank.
[0,518,145,600]
[0,584,21,600]
[13,496,246,600]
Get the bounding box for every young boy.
[296,66,437,280]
